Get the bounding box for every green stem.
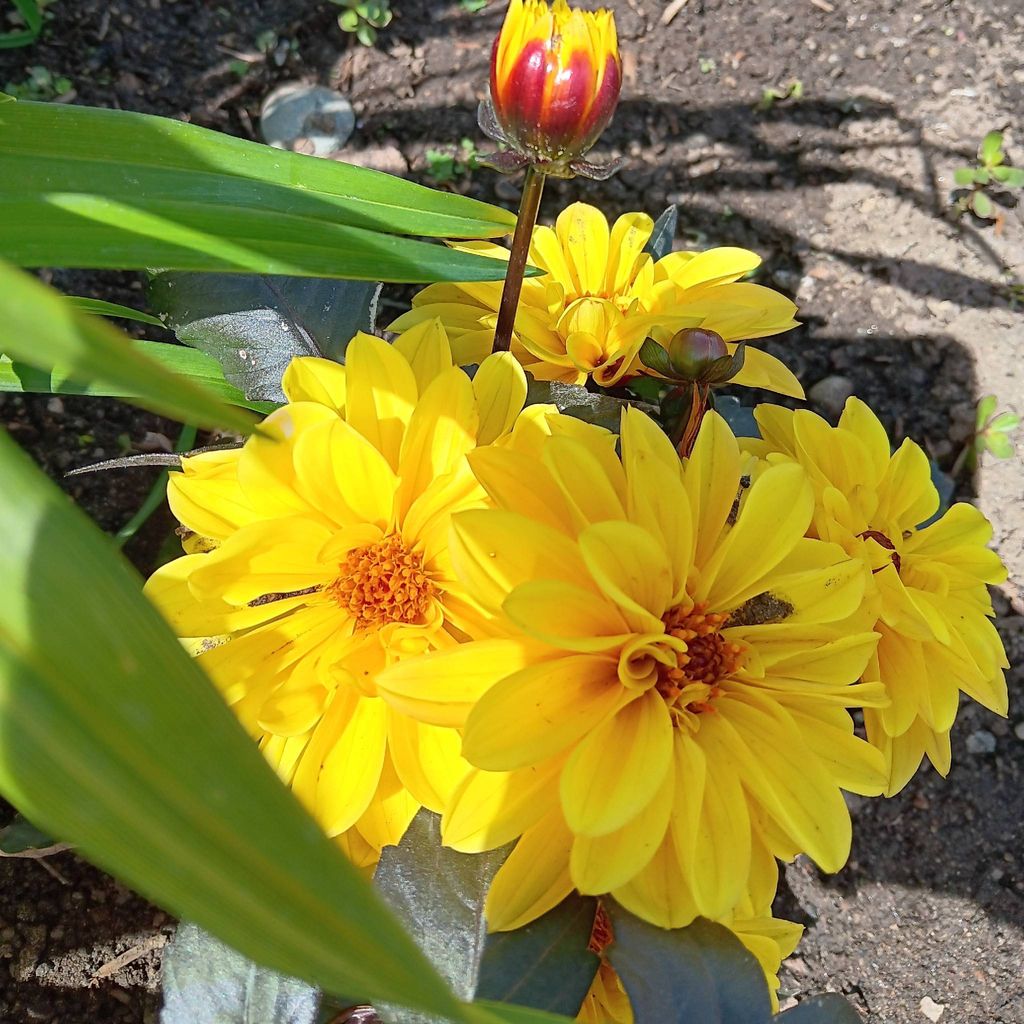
[492,165,546,353]
[114,423,198,548]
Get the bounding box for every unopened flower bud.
[667,328,740,383]
[487,0,621,172]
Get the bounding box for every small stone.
[965,729,996,754]
[1013,721,1024,741]
[260,83,355,158]
[808,375,855,418]
[46,396,64,415]
[920,996,945,1021]
[854,44,868,59]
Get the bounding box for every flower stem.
[677,384,710,459]
[493,165,546,353]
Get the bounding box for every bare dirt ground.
[1,1,1022,1021]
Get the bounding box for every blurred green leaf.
[989,411,1020,432]
[778,994,864,1022]
[0,0,42,48]
[996,166,1024,187]
[974,168,990,186]
[980,130,1004,166]
[0,431,465,1020]
[975,394,998,427]
[0,100,518,282]
[953,167,976,187]
[0,261,259,432]
[66,296,165,326]
[984,432,1014,458]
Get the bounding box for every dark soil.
[2,0,1022,1022]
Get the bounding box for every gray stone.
[965,729,997,754]
[259,82,355,158]
[807,374,856,418]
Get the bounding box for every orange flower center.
[328,534,436,632]
[656,602,744,724]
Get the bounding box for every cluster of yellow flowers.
[146,207,1008,1021]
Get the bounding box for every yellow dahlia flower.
[489,0,621,170]
[377,407,887,929]
[145,324,529,859]
[750,398,1009,795]
[389,202,801,393]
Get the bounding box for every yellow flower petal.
[443,760,562,853]
[729,346,805,399]
[683,410,742,567]
[672,734,751,919]
[784,703,886,796]
[561,690,673,837]
[699,463,813,609]
[503,579,631,652]
[391,317,454,393]
[556,203,610,297]
[463,655,623,771]
[485,806,575,932]
[257,684,330,737]
[386,710,467,812]
[611,830,699,930]
[578,521,672,630]
[473,352,528,445]
[376,638,546,727]
[543,435,626,528]
[315,691,389,836]
[344,332,417,471]
[355,753,420,851]
[570,757,673,893]
[281,356,347,410]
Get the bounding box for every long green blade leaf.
[0,263,260,430]
[0,430,465,1021]
[1,340,278,414]
[67,295,165,326]
[0,100,516,282]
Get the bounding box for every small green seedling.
[757,79,803,113]
[459,0,488,11]
[4,64,71,101]
[331,0,392,46]
[425,138,480,185]
[952,394,1020,476]
[953,130,1024,221]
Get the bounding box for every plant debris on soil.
[1,1,1022,1022]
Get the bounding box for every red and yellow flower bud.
[490,0,621,167]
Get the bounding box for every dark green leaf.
[638,338,674,378]
[525,379,649,433]
[0,100,518,282]
[605,904,773,1024]
[0,342,277,414]
[67,296,165,326]
[778,994,863,1022]
[0,261,259,432]
[0,812,62,854]
[0,433,466,1020]
[476,895,598,1016]
[374,810,511,1017]
[161,922,321,1024]
[714,395,760,438]
[953,167,976,187]
[149,272,378,401]
[921,459,955,528]
[972,191,993,218]
[642,206,678,262]
[468,1004,575,1024]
